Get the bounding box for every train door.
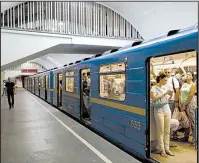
[45,75,47,100]
[57,73,62,108]
[80,69,91,124]
[28,78,30,91]
[38,77,41,97]
[148,51,198,163]
[32,77,35,93]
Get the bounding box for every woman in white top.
[179,71,197,145]
[151,73,174,157]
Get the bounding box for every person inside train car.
[179,71,197,145]
[86,72,91,94]
[82,73,89,118]
[38,82,41,88]
[82,73,88,95]
[194,79,197,96]
[174,66,187,88]
[86,72,91,118]
[151,73,174,157]
[164,68,180,115]
[5,77,15,109]
[150,77,179,148]
[59,80,62,91]
[150,62,157,80]
[169,119,179,147]
[171,109,190,141]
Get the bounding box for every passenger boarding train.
[24,24,198,163]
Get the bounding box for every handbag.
[152,86,168,108]
[172,107,179,120]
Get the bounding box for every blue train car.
[34,74,40,97]
[61,25,198,162]
[62,64,80,119]
[52,68,63,108]
[46,71,54,104]
[30,76,35,94]
[38,73,45,100]
[24,24,198,163]
[37,70,53,102]
[24,77,27,89]
[27,78,31,91]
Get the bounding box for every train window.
[66,77,74,92]
[32,78,34,86]
[48,75,50,88]
[41,77,44,87]
[65,72,70,76]
[100,65,111,73]
[69,71,74,76]
[99,62,126,101]
[66,72,74,76]
[46,76,48,88]
[100,74,126,101]
[100,62,125,73]
[111,62,125,72]
[53,74,56,89]
[65,71,74,92]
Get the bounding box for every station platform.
[1,89,141,163]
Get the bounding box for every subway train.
[24,24,198,163]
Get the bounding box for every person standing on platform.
[5,77,15,109]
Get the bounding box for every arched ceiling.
[99,2,197,39]
[32,54,94,70]
[2,1,197,40]
[2,1,197,70]
[1,2,22,12]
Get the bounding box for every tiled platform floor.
[1,89,141,163]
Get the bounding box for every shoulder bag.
[152,86,168,108]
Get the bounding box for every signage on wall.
[21,69,37,73]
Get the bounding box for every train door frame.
[146,57,152,160]
[56,73,59,107]
[79,68,91,123]
[38,77,40,97]
[146,50,198,162]
[44,75,47,100]
[30,78,31,91]
[32,77,35,93]
[57,73,62,108]
[30,78,32,92]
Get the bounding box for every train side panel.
[46,71,53,104]
[24,27,198,161]
[52,72,58,106]
[62,69,80,119]
[35,77,39,96]
[40,75,45,100]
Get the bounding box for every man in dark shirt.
[5,77,15,109]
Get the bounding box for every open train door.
[44,75,47,100]
[147,51,198,163]
[57,73,62,108]
[38,77,41,97]
[80,68,91,125]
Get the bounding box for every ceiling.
[2,1,197,39]
[100,1,197,39]
[1,2,22,12]
[1,1,197,70]
[1,43,119,71]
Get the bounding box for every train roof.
[26,24,198,77]
[119,23,198,51]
